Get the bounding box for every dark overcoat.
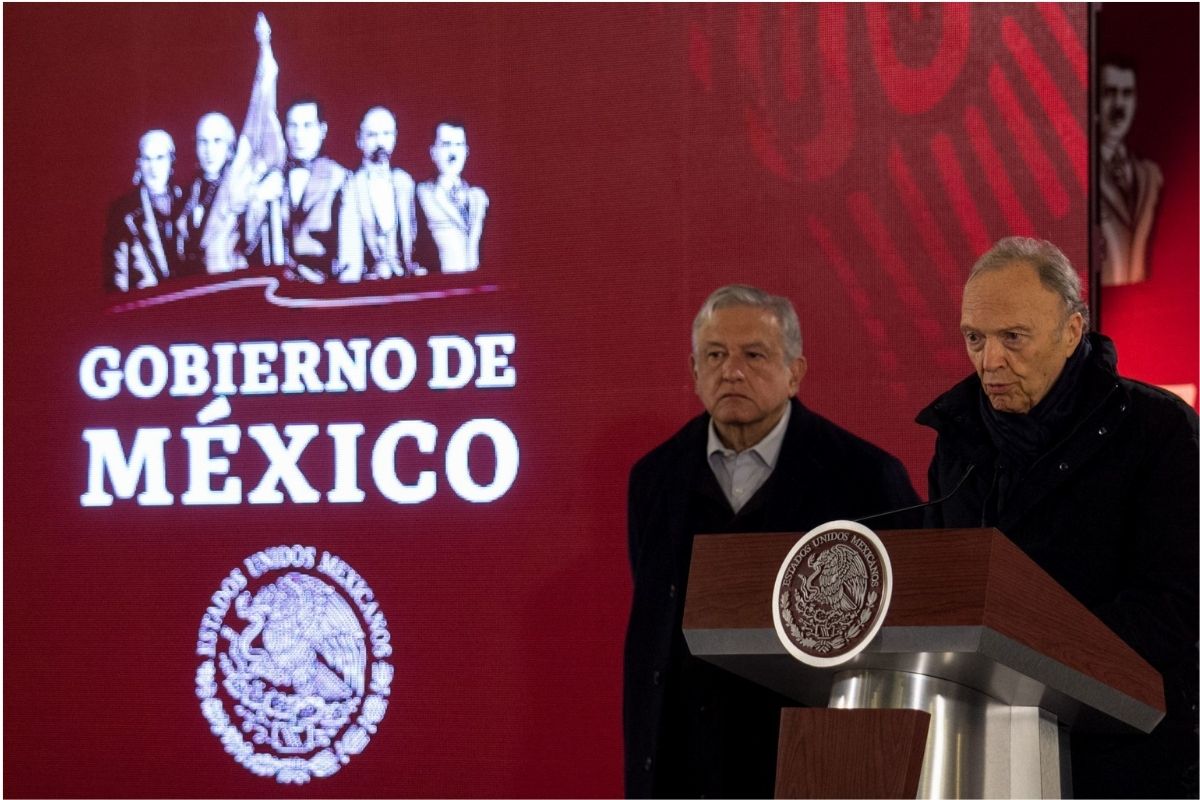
[917,333,1199,798]
[624,398,919,798]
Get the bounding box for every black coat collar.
[916,333,1128,530]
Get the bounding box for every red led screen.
[4,4,1087,796]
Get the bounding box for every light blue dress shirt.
[705,404,791,513]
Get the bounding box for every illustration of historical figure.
[104,129,186,292]
[182,13,287,275]
[415,120,489,274]
[340,107,428,281]
[1099,60,1162,287]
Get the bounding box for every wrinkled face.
[196,114,234,179]
[286,102,327,161]
[691,305,806,435]
[430,124,468,178]
[1100,65,1136,145]
[960,261,1083,414]
[138,131,174,194]
[357,108,396,164]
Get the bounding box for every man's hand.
[251,169,284,204]
[294,265,327,284]
[254,12,279,84]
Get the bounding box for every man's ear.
[790,356,808,393]
[1065,312,1084,349]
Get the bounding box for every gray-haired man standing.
[623,284,919,797]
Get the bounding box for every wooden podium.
[682,529,1166,799]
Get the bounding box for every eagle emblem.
[221,573,367,753]
[772,521,893,667]
[799,543,869,612]
[196,546,393,783]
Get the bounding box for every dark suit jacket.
[623,399,919,798]
[413,178,487,273]
[103,185,186,291]
[243,156,350,276]
[285,156,348,276]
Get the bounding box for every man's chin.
[986,395,1031,414]
[711,405,761,426]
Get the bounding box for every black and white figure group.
[104,13,489,292]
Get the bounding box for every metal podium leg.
[828,669,1069,799]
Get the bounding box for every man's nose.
[721,356,747,379]
[981,339,1006,371]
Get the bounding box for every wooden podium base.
[775,708,930,799]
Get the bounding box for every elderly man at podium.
[624,284,919,798]
[917,237,1198,798]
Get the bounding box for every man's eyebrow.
[959,323,1032,333]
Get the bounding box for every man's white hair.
[691,284,803,361]
[138,128,175,158]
